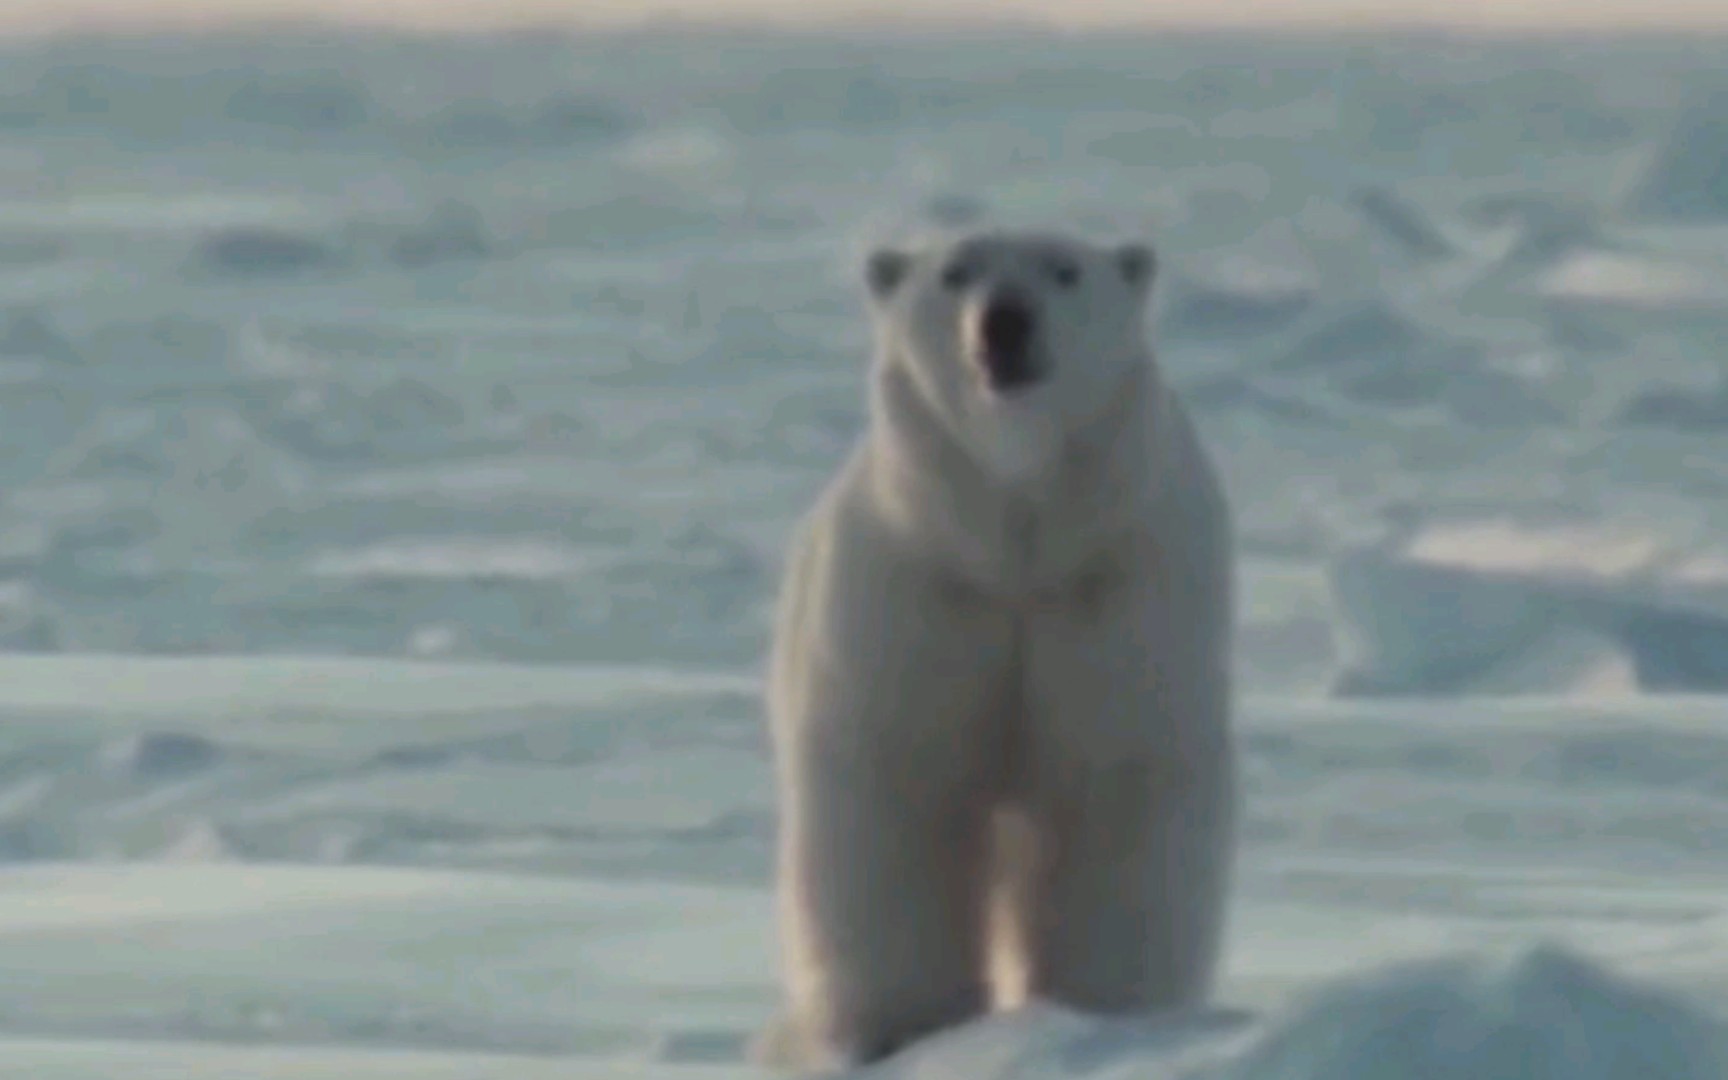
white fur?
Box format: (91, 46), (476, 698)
(755, 229), (1238, 1072)
(971, 398), (1062, 488)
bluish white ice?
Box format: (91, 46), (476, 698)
(0, 25), (1725, 1079)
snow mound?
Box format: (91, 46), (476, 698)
(1533, 250), (1728, 312)
(1328, 519), (1728, 695)
(97, 731), (223, 778)
(1160, 268), (1314, 342)
(1215, 944), (1728, 1080)
(1348, 184), (1454, 263)
(872, 945), (1725, 1080)
(1628, 85), (1728, 223)
(193, 226), (344, 278)
(1463, 193), (1602, 273)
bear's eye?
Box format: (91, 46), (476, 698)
(1048, 261), (1081, 289)
(939, 262), (972, 291)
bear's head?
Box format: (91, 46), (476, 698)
(862, 229), (1156, 485)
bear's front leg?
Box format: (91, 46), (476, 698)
(1018, 550), (1238, 1016)
(770, 735), (993, 1068)
(760, 506), (1015, 1071)
(1027, 738), (1235, 1014)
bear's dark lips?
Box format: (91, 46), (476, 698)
(973, 380), (1040, 406)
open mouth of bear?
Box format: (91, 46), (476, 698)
(971, 294), (1044, 395)
(979, 350), (1042, 394)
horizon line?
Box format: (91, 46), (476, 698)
(2, 3), (1728, 41)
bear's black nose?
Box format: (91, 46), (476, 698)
(978, 297), (1040, 390)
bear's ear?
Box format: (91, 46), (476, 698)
(864, 248), (912, 300)
(1114, 242), (1156, 290)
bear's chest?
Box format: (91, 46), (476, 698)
(966, 496), (1132, 610)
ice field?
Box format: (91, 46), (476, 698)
(0, 25), (1726, 1078)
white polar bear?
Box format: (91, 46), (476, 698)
(755, 228), (1238, 1072)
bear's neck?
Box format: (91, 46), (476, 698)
(865, 358), (1179, 600)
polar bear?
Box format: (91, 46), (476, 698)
(755, 227), (1238, 1072)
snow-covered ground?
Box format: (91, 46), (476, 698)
(2, 658), (1728, 1077)
(0, 25), (1726, 1079)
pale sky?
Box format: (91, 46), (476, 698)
(1, 0), (1726, 35)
